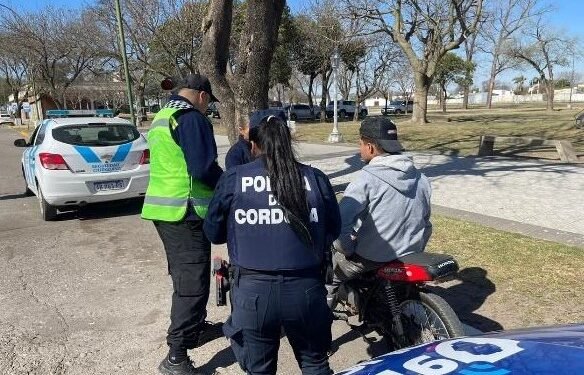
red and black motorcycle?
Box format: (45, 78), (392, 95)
(328, 251), (465, 350)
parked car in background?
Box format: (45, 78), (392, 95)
(284, 104), (320, 121)
(13, 109), (149, 221)
(311, 105), (321, 119)
(335, 324), (584, 375)
(382, 99), (414, 115)
(206, 102), (220, 118)
(269, 100), (284, 111)
(0, 112), (13, 124)
(326, 100), (368, 120)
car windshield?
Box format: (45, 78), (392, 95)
(390, 101), (403, 105)
(53, 124), (140, 147)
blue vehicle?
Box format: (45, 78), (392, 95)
(335, 324), (584, 375)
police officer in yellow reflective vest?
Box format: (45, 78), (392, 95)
(142, 74), (223, 375)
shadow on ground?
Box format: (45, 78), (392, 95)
(0, 192), (29, 201)
(331, 326), (389, 359)
(199, 346), (237, 374)
(430, 267), (503, 333)
(56, 198), (144, 221)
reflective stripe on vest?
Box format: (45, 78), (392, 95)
(141, 106), (214, 221)
(144, 196), (188, 207)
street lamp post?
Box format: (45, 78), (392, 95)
(328, 48), (343, 143)
(114, 0), (136, 126)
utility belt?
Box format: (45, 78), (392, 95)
(213, 257), (329, 307)
(236, 266), (322, 278)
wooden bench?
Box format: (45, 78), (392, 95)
(478, 135), (579, 162)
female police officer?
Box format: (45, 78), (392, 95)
(204, 115), (341, 374)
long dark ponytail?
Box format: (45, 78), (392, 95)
(250, 116), (309, 224)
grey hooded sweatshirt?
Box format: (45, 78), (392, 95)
(336, 154), (432, 262)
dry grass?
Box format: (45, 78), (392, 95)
(241, 105), (584, 159)
(429, 214), (584, 329)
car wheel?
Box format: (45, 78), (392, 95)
(37, 184), (57, 221)
(396, 109), (403, 115)
(360, 109), (368, 118)
(22, 166), (34, 196)
(290, 113), (298, 121)
(339, 110), (346, 120)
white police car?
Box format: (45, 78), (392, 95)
(14, 109), (149, 220)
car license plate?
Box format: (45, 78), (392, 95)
(94, 180), (124, 191)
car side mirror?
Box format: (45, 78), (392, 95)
(14, 139), (27, 147)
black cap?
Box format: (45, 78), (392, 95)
(249, 109), (287, 129)
(359, 117), (403, 153)
(161, 74), (219, 102)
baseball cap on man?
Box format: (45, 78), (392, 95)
(249, 108), (287, 129)
(359, 117), (403, 153)
(162, 74), (219, 102)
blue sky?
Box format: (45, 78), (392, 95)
(8, 0), (584, 85)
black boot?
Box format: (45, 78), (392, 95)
(159, 355), (206, 375)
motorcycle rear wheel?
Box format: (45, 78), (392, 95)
(387, 292), (465, 349)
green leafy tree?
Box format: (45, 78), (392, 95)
(554, 78), (571, 89)
(434, 53), (475, 113)
(269, 6), (297, 101)
(512, 75), (526, 94)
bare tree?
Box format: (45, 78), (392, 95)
(292, 68), (318, 106)
(389, 54), (415, 105)
(1, 7), (108, 109)
(351, 39), (399, 120)
(0, 33), (30, 121)
(508, 17), (574, 111)
(481, 0), (543, 109)
(462, 20), (483, 109)
(94, 0), (184, 121)
(292, 2), (348, 122)
(200, 0), (285, 143)
(348, 0), (484, 124)
(149, 0), (208, 77)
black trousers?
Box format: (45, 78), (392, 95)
(223, 268), (333, 375)
(154, 219), (211, 350)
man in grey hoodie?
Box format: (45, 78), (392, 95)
(327, 117), (432, 309)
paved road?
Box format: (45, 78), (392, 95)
(1, 125), (580, 375)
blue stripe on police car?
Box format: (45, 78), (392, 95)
(74, 146), (101, 163)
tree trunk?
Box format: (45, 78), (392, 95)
(138, 85), (147, 121)
(307, 73), (315, 108)
(200, 0), (285, 144)
(276, 85), (282, 103)
(134, 84), (144, 127)
(14, 89), (23, 123)
(486, 77), (495, 109)
(441, 85), (447, 113)
(544, 79), (554, 111)
(547, 65), (555, 111)
(412, 72), (430, 125)
(353, 67), (360, 121)
(319, 71), (330, 122)
(235, 0), (285, 114)
(462, 84), (470, 109)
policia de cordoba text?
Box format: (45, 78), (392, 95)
(235, 175), (320, 225)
